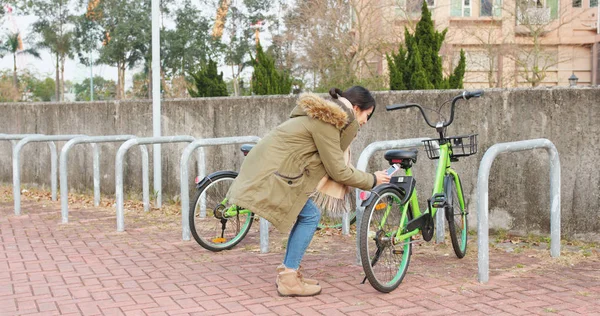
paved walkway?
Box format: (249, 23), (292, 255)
(1, 188), (599, 315)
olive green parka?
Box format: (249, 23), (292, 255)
(227, 93), (376, 232)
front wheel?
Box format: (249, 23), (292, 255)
(445, 175), (468, 258)
(189, 171), (254, 252)
(359, 187), (413, 293)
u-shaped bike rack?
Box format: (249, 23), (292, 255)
(115, 136), (203, 232)
(477, 138), (561, 283)
(11, 134), (86, 215)
(59, 135), (148, 223)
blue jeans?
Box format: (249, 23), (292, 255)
(283, 199), (321, 270)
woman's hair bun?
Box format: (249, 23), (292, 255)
(328, 88), (343, 99)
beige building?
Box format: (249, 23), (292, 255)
(362, 0), (600, 87)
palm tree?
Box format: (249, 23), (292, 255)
(0, 32), (41, 89)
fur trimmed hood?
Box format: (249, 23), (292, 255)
(290, 93), (354, 129)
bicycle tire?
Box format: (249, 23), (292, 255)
(445, 176), (468, 258)
(359, 187), (413, 293)
(189, 171), (254, 252)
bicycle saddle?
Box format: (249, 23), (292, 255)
(240, 144), (255, 156)
(384, 149), (418, 164)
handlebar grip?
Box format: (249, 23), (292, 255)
(386, 103), (419, 111)
(462, 90), (484, 100)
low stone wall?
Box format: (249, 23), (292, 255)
(1, 87), (598, 238)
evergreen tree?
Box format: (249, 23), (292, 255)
(188, 58), (228, 97)
(251, 42), (292, 95)
(413, 2), (447, 88)
(388, 1), (464, 90)
(387, 45), (407, 90)
(407, 41), (433, 90)
(448, 49), (466, 89)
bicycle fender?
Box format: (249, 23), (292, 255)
(195, 170), (238, 189)
(360, 177), (415, 207)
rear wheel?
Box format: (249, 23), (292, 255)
(359, 187), (413, 293)
(445, 176), (468, 258)
(189, 172), (254, 251)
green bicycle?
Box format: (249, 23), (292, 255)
(359, 90), (483, 292)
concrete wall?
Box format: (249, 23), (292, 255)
(1, 87), (599, 238)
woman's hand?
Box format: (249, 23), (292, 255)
(374, 170), (391, 186)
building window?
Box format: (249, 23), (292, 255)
(591, 0), (598, 7)
(481, 0), (502, 17)
(516, 0), (558, 22)
(573, 0), (582, 7)
(451, 0), (471, 16)
(397, 0), (435, 16)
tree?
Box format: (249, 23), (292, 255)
(449, 6), (515, 88)
(161, 0), (213, 78)
(448, 50), (466, 89)
(188, 59), (228, 97)
(21, 73), (56, 102)
(74, 76), (116, 101)
(0, 32), (41, 89)
(507, 0), (575, 87)
(387, 1), (465, 90)
(26, 0), (75, 101)
(216, 0), (274, 96)
(88, 0), (150, 99)
(160, 0), (215, 98)
(283, 0), (397, 91)
(0, 70), (21, 102)
(251, 42), (292, 95)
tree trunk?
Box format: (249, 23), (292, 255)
(120, 66), (126, 99)
(60, 55), (66, 101)
(232, 64), (238, 96)
(55, 53), (60, 102)
(13, 53), (17, 90)
(116, 61), (122, 99)
(147, 62), (152, 99)
(160, 70), (168, 98)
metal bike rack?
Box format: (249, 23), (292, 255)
(12, 135), (86, 215)
(59, 135), (149, 223)
(179, 136), (262, 243)
(115, 136), (203, 232)
(354, 138), (429, 264)
(0, 134), (45, 193)
(477, 138), (561, 283)
(0, 134), (44, 148)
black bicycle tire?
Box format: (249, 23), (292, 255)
(445, 176), (468, 258)
(189, 172), (254, 252)
(359, 187), (413, 293)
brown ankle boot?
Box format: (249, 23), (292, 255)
(276, 271), (321, 297)
(276, 264), (319, 285)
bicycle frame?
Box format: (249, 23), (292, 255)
(387, 142), (466, 243)
(218, 199), (252, 217)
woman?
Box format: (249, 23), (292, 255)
(227, 86), (390, 297)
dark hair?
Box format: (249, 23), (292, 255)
(329, 86), (376, 120)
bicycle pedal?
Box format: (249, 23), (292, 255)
(429, 193), (447, 209)
(392, 249), (404, 255)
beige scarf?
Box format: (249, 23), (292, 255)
(309, 97), (355, 218)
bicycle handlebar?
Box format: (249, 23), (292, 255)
(386, 90), (484, 129)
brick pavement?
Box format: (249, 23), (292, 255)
(1, 189), (599, 315)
